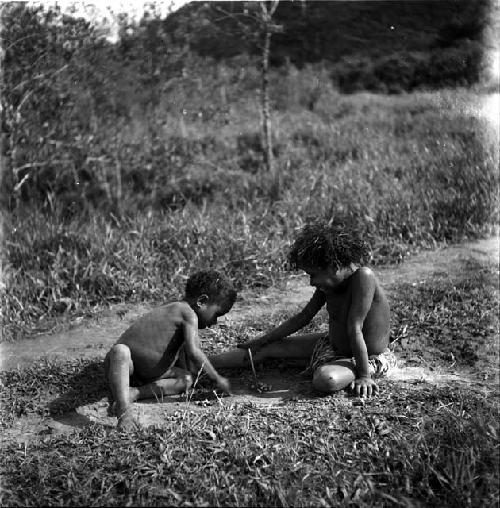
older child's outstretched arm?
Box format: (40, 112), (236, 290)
(238, 289), (326, 352)
(347, 268), (379, 397)
(182, 314), (231, 394)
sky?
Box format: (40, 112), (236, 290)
(27, 0), (192, 42)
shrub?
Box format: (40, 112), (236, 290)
(332, 41), (488, 94)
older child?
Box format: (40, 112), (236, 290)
(210, 223), (396, 398)
(105, 270), (236, 430)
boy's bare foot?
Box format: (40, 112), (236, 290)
(116, 407), (139, 431)
(108, 388), (140, 417)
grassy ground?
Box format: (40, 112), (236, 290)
(3, 87), (498, 342)
(1, 252), (498, 506)
(1, 386), (497, 507)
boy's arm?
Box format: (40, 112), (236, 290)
(182, 312), (231, 393)
(238, 289), (326, 351)
(347, 268), (378, 397)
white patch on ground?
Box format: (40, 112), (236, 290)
(387, 366), (471, 384)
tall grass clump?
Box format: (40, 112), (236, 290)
(3, 63), (498, 341)
(2, 199), (292, 341)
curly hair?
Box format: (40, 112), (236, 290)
(185, 270), (237, 308)
(288, 222), (370, 270)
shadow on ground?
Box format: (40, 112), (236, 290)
(73, 363), (318, 429)
(47, 359), (109, 429)
(34, 359), (315, 434)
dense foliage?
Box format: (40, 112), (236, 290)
(1, 1), (495, 211)
(1, 2), (498, 341)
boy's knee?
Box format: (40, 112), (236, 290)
(109, 343), (132, 363)
(312, 366), (347, 393)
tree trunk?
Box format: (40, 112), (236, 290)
(261, 29), (273, 176)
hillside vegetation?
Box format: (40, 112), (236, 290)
(175, 0), (492, 92)
(1, 1), (498, 341)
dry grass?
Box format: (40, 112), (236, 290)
(2, 86), (498, 342)
(1, 384), (497, 507)
(1, 261), (498, 507)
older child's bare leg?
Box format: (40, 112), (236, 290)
(312, 359), (356, 393)
(210, 333), (324, 369)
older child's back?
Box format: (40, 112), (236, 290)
(321, 266), (390, 356)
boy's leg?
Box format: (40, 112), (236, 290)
(105, 344), (136, 428)
(132, 367), (193, 401)
(174, 347), (198, 376)
(312, 359), (356, 393)
(209, 333), (324, 369)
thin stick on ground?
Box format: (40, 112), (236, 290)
(247, 349), (272, 393)
(247, 349), (259, 387)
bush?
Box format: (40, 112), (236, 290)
(332, 41), (488, 94)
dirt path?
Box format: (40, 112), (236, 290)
(2, 236), (498, 439)
(1, 237), (498, 371)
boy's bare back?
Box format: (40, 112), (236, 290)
(106, 270), (236, 429)
(116, 301), (195, 381)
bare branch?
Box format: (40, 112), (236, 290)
(4, 34), (41, 52)
(13, 160), (67, 174)
(214, 6), (259, 23)
(268, 0), (280, 18)
(9, 64), (69, 96)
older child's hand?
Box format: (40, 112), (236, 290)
(350, 376), (379, 398)
(215, 376), (232, 395)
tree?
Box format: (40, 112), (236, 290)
(0, 3), (102, 210)
(208, 1), (282, 181)
(258, 1), (280, 180)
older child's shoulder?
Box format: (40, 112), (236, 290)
(352, 266), (378, 281)
(349, 266), (383, 291)
(351, 267), (388, 306)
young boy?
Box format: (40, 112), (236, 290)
(210, 222), (396, 398)
(105, 270), (236, 430)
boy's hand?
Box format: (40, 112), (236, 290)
(350, 376), (379, 398)
(237, 336), (268, 353)
(215, 376), (232, 395)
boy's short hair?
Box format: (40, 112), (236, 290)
(288, 222), (370, 270)
(185, 270), (237, 308)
